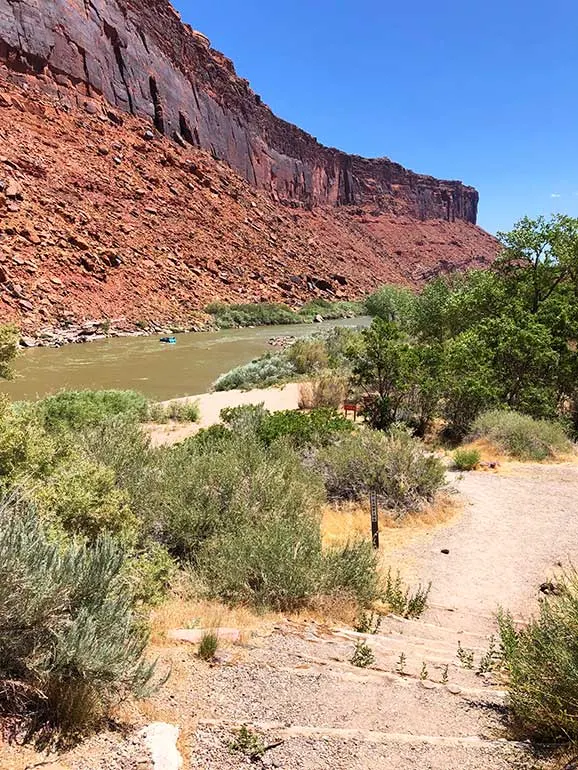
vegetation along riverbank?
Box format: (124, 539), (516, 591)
(1, 216), (578, 768)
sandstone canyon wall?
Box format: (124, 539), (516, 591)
(0, 0), (498, 335)
(0, 0), (477, 221)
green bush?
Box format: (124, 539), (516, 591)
(321, 540), (380, 606)
(314, 428), (445, 512)
(453, 448), (481, 471)
(286, 339), (329, 374)
(298, 299), (364, 321)
(364, 285), (416, 329)
(213, 353), (295, 391)
(0, 499), (157, 735)
(383, 569), (431, 618)
(498, 570), (578, 740)
(206, 302), (298, 328)
(36, 390), (149, 432)
(256, 408), (353, 448)
(471, 410), (572, 460)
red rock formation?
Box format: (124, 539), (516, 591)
(0, 0), (478, 220)
(0, 0), (499, 333)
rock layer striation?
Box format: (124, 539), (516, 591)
(0, 0), (477, 221)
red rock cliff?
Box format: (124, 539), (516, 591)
(0, 0), (478, 222)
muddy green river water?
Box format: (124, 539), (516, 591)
(0, 317), (370, 402)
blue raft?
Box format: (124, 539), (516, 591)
(160, 336), (177, 344)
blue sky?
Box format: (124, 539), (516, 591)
(174, 1), (578, 234)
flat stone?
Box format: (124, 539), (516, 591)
(447, 684), (462, 695)
(5, 180), (23, 198)
(420, 680), (437, 690)
(139, 722), (182, 770)
(168, 627), (241, 644)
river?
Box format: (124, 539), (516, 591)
(0, 317), (370, 402)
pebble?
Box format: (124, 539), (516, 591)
(446, 684), (462, 695)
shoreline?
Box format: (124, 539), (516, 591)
(149, 383), (303, 446)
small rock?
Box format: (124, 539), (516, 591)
(143, 130), (154, 141)
(84, 101), (99, 115)
(313, 313), (324, 323)
(0, 92), (12, 108)
(447, 684), (462, 695)
(420, 680), (436, 690)
(139, 722), (183, 770)
(113, 156), (122, 165)
(5, 180), (23, 199)
(50, 276), (63, 286)
(19, 298), (34, 311)
(97, 145), (110, 156)
(441, 549), (450, 555)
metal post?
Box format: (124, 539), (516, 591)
(369, 490), (379, 549)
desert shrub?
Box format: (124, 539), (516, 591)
(298, 299), (364, 321)
(34, 456), (138, 543)
(198, 630), (219, 661)
(498, 569), (578, 740)
(213, 353), (295, 391)
(383, 569), (431, 618)
(314, 428), (445, 512)
(350, 640), (375, 668)
(0, 499), (156, 735)
(156, 435), (325, 563)
(321, 540), (380, 605)
(286, 339), (329, 374)
(197, 513), (324, 611)
(220, 403), (268, 434)
(206, 302), (298, 328)
(147, 400), (199, 423)
(36, 390), (149, 432)
(298, 371), (349, 409)
(126, 543), (177, 606)
(471, 410), (572, 460)
(256, 408), (353, 448)
(453, 448), (481, 471)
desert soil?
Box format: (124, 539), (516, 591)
(5, 462), (578, 770)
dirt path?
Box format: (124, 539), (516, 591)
(23, 463), (578, 769)
(388, 463), (578, 632)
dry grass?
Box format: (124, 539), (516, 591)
(149, 597), (279, 647)
(321, 494), (461, 551)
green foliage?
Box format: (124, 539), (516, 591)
(453, 448), (481, 471)
(36, 390), (149, 432)
(354, 610), (382, 634)
(206, 301), (298, 328)
(365, 285), (416, 329)
(286, 338), (329, 374)
(0, 499), (156, 735)
(497, 569), (578, 740)
(383, 569), (431, 618)
(256, 407), (353, 448)
(0, 323), (19, 380)
(198, 631), (219, 661)
(213, 353), (295, 391)
(229, 725), (265, 759)
(350, 640), (375, 668)
(298, 299), (365, 321)
(147, 400), (200, 423)
(127, 543), (176, 607)
(321, 540), (380, 606)
(35, 456), (138, 543)
(471, 410), (571, 460)
(314, 429), (445, 512)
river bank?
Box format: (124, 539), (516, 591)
(149, 383), (303, 446)
(2, 316), (370, 402)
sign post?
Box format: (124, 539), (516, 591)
(369, 490), (379, 549)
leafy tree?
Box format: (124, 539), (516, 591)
(349, 319), (415, 430)
(365, 285), (416, 329)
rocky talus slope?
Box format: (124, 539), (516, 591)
(0, 0), (499, 334)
